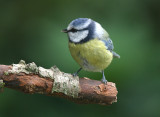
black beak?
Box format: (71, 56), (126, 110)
(61, 29), (68, 33)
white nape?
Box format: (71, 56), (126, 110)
(94, 22), (108, 39)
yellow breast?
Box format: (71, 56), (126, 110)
(68, 39), (113, 72)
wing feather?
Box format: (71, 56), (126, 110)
(100, 31), (120, 58)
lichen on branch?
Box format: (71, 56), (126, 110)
(0, 61), (118, 105)
(6, 60), (80, 97)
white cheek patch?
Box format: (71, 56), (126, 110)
(69, 30), (89, 43)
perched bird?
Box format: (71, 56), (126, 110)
(62, 18), (120, 84)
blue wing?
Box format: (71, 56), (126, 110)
(102, 37), (114, 51)
(102, 38), (120, 58)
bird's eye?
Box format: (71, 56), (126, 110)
(70, 28), (78, 33)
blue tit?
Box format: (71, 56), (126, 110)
(62, 18), (120, 84)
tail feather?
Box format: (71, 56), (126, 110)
(112, 51), (120, 58)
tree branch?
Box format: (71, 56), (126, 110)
(0, 60), (118, 105)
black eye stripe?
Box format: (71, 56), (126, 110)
(69, 28), (88, 33)
(70, 28), (77, 32)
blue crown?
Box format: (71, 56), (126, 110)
(70, 18), (90, 27)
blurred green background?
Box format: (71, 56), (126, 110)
(0, 0), (160, 117)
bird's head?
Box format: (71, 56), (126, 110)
(62, 18), (107, 43)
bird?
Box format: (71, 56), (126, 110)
(62, 18), (120, 84)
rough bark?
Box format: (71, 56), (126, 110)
(0, 64), (118, 105)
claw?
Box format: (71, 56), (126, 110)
(72, 68), (82, 77)
(72, 73), (77, 77)
(101, 78), (107, 84)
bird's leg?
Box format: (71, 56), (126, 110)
(101, 70), (108, 84)
(73, 68), (82, 77)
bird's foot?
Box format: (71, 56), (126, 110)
(72, 68), (82, 77)
(101, 78), (108, 84)
(72, 72), (78, 77)
(101, 70), (108, 84)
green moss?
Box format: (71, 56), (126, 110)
(4, 71), (9, 76)
(0, 80), (5, 88)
